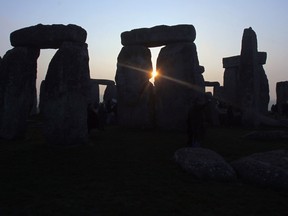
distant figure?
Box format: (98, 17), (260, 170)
(187, 98), (207, 147)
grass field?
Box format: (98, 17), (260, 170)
(0, 119), (288, 216)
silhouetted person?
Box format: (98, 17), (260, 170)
(187, 99), (207, 147)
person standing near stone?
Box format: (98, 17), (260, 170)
(187, 98), (208, 147)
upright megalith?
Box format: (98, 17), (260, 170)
(276, 81), (288, 115)
(41, 42), (90, 146)
(0, 47), (40, 139)
(115, 46), (154, 128)
(222, 27), (269, 127)
(10, 24), (87, 49)
(155, 42), (205, 130)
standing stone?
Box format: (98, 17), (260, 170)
(41, 42), (90, 146)
(88, 80), (100, 106)
(103, 83), (117, 103)
(115, 46), (154, 128)
(154, 42), (205, 130)
(276, 81), (288, 115)
(0, 47), (40, 139)
(239, 27), (269, 126)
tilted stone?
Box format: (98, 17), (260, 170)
(121, 24), (196, 47)
(10, 24), (87, 49)
(0, 47), (40, 139)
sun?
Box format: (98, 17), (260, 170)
(151, 69), (158, 79)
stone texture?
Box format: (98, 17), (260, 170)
(222, 28), (269, 126)
(10, 24), (87, 49)
(121, 24), (196, 47)
(0, 47), (40, 139)
(115, 45), (154, 128)
(276, 81), (288, 115)
(174, 147), (236, 181)
(239, 28), (269, 126)
(232, 150), (288, 190)
(41, 42), (90, 146)
(154, 42), (205, 130)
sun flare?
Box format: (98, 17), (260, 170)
(151, 69), (158, 79)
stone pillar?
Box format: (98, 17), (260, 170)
(154, 42), (205, 130)
(0, 47), (40, 139)
(222, 56), (240, 106)
(41, 42), (90, 146)
(239, 28), (269, 126)
(276, 81), (288, 115)
(115, 46), (154, 128)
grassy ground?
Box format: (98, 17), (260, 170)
(0, 119), (288, 216)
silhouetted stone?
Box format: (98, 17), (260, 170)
(232, 150), (288, 190)
(154, 42), (205, 130)
(222, 28), (269, 127)
(89, 80), (100, 106)
(103, 83), (117, 102)
(10, 24), (87, 49)
(90, 79), (115, 86)
(0, 47), (40, 139)
(121, 24), (196, 47)
(276, 81), (288, 115)
(115, 45), (154, 128)
(41, 42), (90, 146)
(174, 147), (236, 181)
(239, 28), (269, 126)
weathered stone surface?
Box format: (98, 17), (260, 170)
(115, 45), (154, 128)
(239, 28), (270, 121)
(10, 24), (87, 49)
(276, 81), (288, 115)
(0, 47), (40, 139)
(174, 147), (236, 181)
(41, 42), (90, 146)
(232, 150), (288, 190)
(121, 24), (196, 47)
(221, 28), (269, 126)
(154, 42), (205, 130)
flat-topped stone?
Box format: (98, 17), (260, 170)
(10, 24), (87, 49)
(121, 24), (196, 47)
(223, 52), (267, 68)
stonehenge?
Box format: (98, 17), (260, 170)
(1, 22), (288, 144)
(116, 24), (205, 130)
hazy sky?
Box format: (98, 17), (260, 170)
(1, 0), (288, 103)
